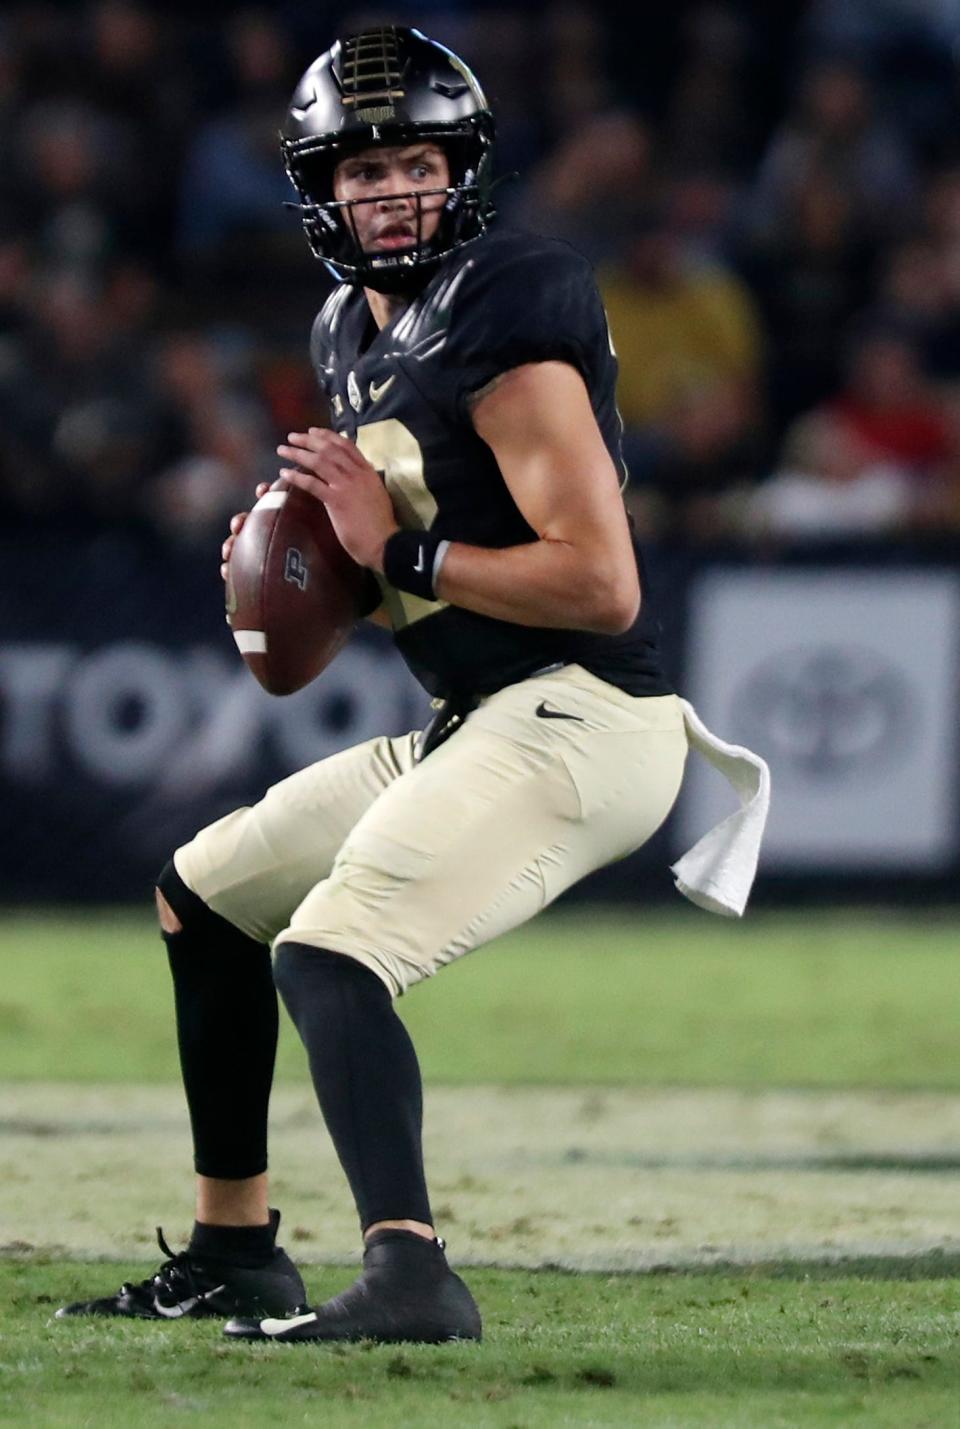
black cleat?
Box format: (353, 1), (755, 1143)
(223, 1229), (481, 1344)
(56, 1211), (306, 1321)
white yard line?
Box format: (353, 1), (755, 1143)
(2, 1085), (959, 1270)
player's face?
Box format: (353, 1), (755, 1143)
(332, 144), (451, 254)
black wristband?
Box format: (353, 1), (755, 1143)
(357, 569), (383, 618)
(382, 529), (448, 600)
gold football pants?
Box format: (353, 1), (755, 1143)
(174, 665), (688, 997)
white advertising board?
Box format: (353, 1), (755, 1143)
(679, 569), (960, 870)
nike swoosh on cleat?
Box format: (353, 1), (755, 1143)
(535, 701), (584, 722)
(261, 1310), (318, 1336)
(153, 1285), (226, 1318)
(413, 545), (426, 573)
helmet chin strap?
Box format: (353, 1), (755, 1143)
(354, 259), (438, 296)
(340, 189), (442, 293)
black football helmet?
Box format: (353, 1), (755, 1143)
(280, 26), (495, 291)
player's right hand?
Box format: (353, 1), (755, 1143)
(221, 482), (270, 581)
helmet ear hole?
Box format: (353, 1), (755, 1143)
(290, 151), (334, 205)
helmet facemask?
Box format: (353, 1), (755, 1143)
(282, 122), (494, 292)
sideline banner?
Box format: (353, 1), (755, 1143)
(679, 568), (960, 871)
(4, 538), (960, 899)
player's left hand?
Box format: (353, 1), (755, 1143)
(278, 428), (399, 572)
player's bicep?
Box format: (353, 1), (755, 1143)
(469, 362), (632, 552)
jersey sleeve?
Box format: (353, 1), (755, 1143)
(309, 285), (353, 398)
(309, 307), (333, 397)
(427, 239), (610, 421)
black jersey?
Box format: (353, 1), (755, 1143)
(310, 227), (672, 698)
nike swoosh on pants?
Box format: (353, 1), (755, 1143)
(535, 701), (584, 722)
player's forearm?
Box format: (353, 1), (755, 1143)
(433, 537), (639, 635)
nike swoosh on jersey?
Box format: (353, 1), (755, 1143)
(153, 1284), (227, 1318)
(369, 375), (396, 402)
(535, 701), (584, 722)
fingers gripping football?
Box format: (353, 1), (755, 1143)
(221, 482), (270, 581)
(277, 428), (399, 572)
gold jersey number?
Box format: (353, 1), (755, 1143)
(356, 418), (447, 630)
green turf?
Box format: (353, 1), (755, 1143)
(3, 1258), (957, 1428)
(2, 908), (959, 1088)
(4, 908), (960, 1425)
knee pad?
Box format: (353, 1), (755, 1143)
(157, 860), (263, 954)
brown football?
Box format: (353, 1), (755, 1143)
(225, 477), (367, 695)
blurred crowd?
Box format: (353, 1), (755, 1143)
(4, 0), (960, 549)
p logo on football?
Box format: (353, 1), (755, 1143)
(284, 548), (309, 591)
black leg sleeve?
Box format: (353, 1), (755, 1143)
(272, 942), (432, 1231)
(157, 861), (278, 1180)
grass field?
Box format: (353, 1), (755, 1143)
(2, 907), (959, 1426)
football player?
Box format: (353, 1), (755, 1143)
(59, 26), (691, 1342)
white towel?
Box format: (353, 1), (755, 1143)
(670, 699), (771, 918)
